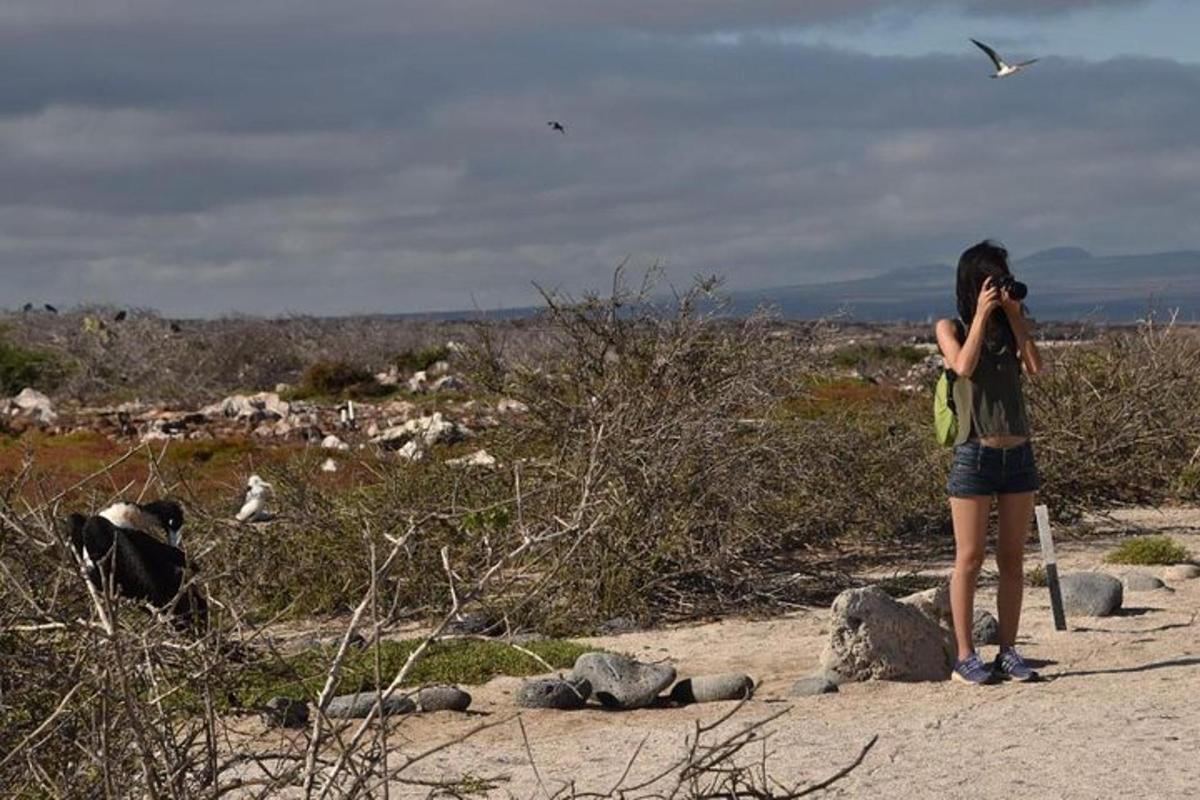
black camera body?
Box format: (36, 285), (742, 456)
(994, 274), (1028, 301)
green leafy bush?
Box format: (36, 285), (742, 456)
(293, 358), (386, 399)
(1104, 535), (1192, 566)
(0, 333), (58, 395)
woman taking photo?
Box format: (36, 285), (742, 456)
(936, 240), (1044, 686)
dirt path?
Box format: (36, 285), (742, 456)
(240, 509), (1200, 798)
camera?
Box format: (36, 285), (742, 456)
(994, 274), (1028, 301)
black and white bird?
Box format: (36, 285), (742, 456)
(99, 499), (186, 546)
(971, 38), (1038, 79)
(547, 121), (566, 134)
(66, 509), (206, 631)
(236, 474), (273, 523)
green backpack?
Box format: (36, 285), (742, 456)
(933, 320), (966, 447)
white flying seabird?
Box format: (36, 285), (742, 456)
(236, 474), (274, 523)
(971, 38), (1038, 79)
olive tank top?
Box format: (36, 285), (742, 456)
(951, 332), (1029, 445)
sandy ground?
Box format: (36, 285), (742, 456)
(235, 509), (1200, 798)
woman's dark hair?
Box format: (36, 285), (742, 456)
(956, 239), (1018, 355)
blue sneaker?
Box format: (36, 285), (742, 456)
(952, 653), (997, 686)
(993, 646), (1038, 682)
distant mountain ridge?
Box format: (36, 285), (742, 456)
(727, 247), (1200, 321)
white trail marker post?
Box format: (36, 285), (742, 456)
(1035, 504), (1067, 631)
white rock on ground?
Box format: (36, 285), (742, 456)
(397, 440), (425, 461)
(321, 434), (350, 451)
(407, 371), (430, 393)
(9, 388), (57, 424)
(821, 585), (955, 683)
(496, 398), (529, 414)
(446, 449), (497, 469)
(202, 392), (290, 423)
(431, 375), (464, 392)
(370, 412), (468, 450)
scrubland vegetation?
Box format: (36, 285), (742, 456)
(2, 277), (1200, 795)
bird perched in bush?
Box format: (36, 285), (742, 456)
(236, 474), (274, 523)
(66, 510), (207, 631)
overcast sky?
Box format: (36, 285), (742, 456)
(2, 0), (1198, 315)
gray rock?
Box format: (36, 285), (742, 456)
(572, 652), (676, 709)
(669, 673), (754, 705)
(973, 610), (999, 646)
(516, 677), (592, 709)
(325, 691), (416, 719)
(1059, 572), (1123, 617)
(261, 697), (309, 729)
(1122, 573), (1168, 592)
(1163, 564), (1200, 582)
(790, 675), (839, 696)
(820, 586), (955, 683)
(418, 686), (472, 713)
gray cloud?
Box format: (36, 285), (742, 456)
(0, 1), (1189, 315)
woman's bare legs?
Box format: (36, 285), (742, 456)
(950, 495), (991, 660)
(995, 491), (1035, 648)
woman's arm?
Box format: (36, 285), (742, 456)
(937, 278), (999, 378)
(1003, 298), (1044, 376)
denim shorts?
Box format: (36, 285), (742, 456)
(947, 440), (1040, 497)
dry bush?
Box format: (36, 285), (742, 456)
(0, 308), (487, 405)
(1028, 317), (1200, 516)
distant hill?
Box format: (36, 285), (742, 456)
(727, 248), (1200, 322)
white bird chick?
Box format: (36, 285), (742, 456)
(236, 474), (274, 523)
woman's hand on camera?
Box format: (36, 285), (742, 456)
(976, 277), (1001, 319)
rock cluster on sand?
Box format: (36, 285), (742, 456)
(1059, 572), (1123, 617)
(517, 677), (592, 709)
(821, 586), (955, 683)
(669, 673), (754, 705)
(571, 652), (676, 709)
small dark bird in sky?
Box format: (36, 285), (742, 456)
(44, 304), (58, 314)
(970, 38), (1038, 79)
(547, 121), (566, 134)
(114, 310), (127, 322)
(22, 303), (32, 313)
